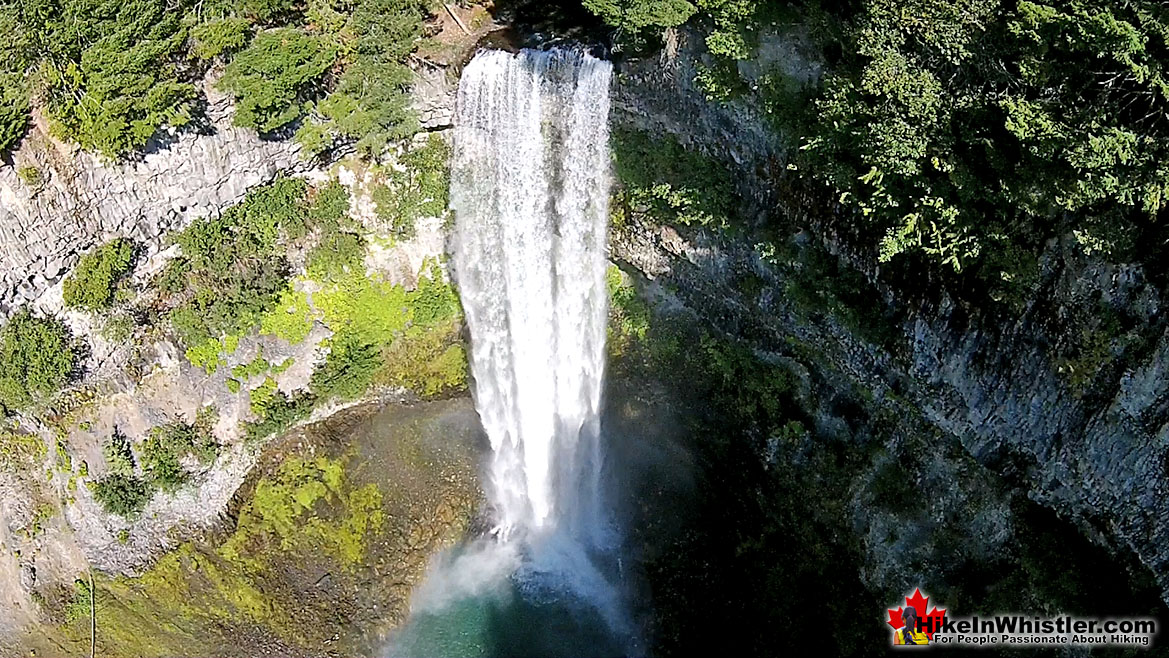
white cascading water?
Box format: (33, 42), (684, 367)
(451, 48), (613, 551)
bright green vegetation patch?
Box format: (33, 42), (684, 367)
(62, 238), (136, 311)
(311, 261), (464, 403)
(611, 127), (737, 229)
(0, 310), (76, 414)
(232, 351), (271, 382)
(185, 335), (241, 375)
(220, 455), (384, 568)
(258, 284), (315, 345)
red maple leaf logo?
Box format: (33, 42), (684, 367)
(887, 588), (947, 640)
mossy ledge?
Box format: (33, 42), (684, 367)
(9, 398), (484, 658)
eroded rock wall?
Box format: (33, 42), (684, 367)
(610, 27), (1169, 603)
(0, 82), (311, 314)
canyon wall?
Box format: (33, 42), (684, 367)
(609, 27), (1169, 603)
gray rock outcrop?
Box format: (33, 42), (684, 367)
(0, 84), (312, 314)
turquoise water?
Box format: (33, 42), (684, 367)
(385, 553), (629, 658)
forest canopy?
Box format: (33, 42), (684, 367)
(0, 0), (429, 158)
(585, 0), (1169, 276)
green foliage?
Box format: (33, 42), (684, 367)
(191, 17), (252, 59)
(311, 262), (463, 401)
(0, 8), (31, 154)
(63, 578), (92, 624)
(378, 325), (467, 399)
(582, 0), (697, 35)
(694, 61), (747, 102)
(315, 268), (411, 347)
(92, 472), (151, 518)
(13, 0), (197, 158)
(17, 166), (41, 187)
(0, 75), (29, 154)
(217, 28), (338, 133)
(62, 238), (136, 311)
(165, 178), (307, 352)
(310, 331), (383, 401)
(239, 0), (299, 22)
(0, 310), (76, 413)
(307, 181), (352, 231)
(311, 0), (424, 156)
(372, 135), (451, 238)
(259, 285), (316, 344)
(140, 419), (217, 492)
(243, 389), (314, 442)
(307, 231), (365, 280)
(102, 430), (135, 478)
(611, 127), (736, 228)
(185, 335), (240, 374)
(408, 261), (460, 326)
(232, 350), (270, 381)
(802, 0), (1169, 272)
(606, 265), (651, 356)
(101, 313), (136, 343)
(219, 455), (384, 568)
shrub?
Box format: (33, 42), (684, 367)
(313, 0), (424, 155)
(217, 28), (338, 133)
(307, 181), (352, 231)
(0, 310), (76, 413)
(310, 332), (382, 401)
(307, 231), (365, 280)
(407, 262), (459, 326)
(243, 390), (314, 442)
(260, 286), (316, 343)
(379, 326), (467, 399)
(17, 166), (41, 187)
(92, 472), (151, 518)
(30, 1), (196, 157)
(102, 431), (135, 478)
(191, 17), (252, 59)
(62, 238), (136, 311)
(140, 420), (217, 491)
(373, 135), (451, 237)
(582, 0), (697, 35)
(165, 179), (307, 352)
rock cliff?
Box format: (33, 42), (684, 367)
(608, 27), (1169, 604)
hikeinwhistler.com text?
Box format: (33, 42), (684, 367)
(922, 615), (1157, 647)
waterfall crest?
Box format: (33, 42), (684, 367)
(451, 48), (613, 545)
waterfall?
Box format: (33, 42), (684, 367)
(451, 48), (613, 547)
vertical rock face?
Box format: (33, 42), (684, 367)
(609, 27), (1169, 603)
(0, 84), (312, 313)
